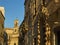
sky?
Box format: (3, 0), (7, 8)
(0, 0), (25, 28)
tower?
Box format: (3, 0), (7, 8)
(14, 19), (19, 34)
(14, 19), (19, 28)
(5, 19), (19, 45)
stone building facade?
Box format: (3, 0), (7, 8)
(0, 7), (5, 45)
(19, 0), (60, 45)
(5, 19), (19, 45)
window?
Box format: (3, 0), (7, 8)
(15, 29), (16, 32)
(14, 43), (16, 45)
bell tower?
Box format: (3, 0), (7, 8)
(14, 19), (19, 28)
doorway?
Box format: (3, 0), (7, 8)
(56, 31), (60, 45)
(54, 26), (60, 45)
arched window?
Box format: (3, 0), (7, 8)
(14, 43), (16, 45)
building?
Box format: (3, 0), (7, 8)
(19, 20), (26, 45)
(41, 0), (60, 45)
(0, 7), (5, 45)
(19, 0), (41, 45)
(4, 31), (8, 45)
(5, 19), (19, 45)
(19, 0), (60, 45)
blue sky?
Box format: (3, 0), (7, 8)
(0, 0), (25, 28)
